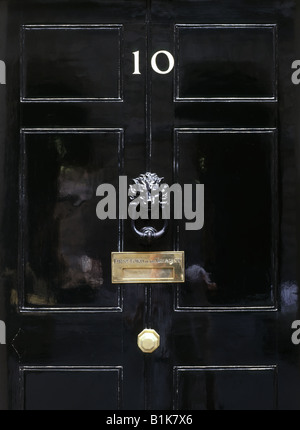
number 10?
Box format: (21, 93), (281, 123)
(133, 50), (175, 75)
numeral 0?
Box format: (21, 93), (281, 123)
(133, 50), (175, 75)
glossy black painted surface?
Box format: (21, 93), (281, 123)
(23, 130), (123, 310)
(0, 0), (300, 410)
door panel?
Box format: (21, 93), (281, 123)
(22, 25), (123, 101)
(175, 366), (277, 411)
(1, 0), (300, 410)
(22, 129), (123, 311)
(22, 366), (122, 411)
(175, 24), (277, 101)
(175, 129), (276, 309)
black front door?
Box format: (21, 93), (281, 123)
(1, 0), (300, 410)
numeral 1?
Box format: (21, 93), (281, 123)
(132, 51), (141, 75)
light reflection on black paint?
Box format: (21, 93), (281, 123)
(23, 132), (121, 308)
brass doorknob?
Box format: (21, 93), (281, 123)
(138, 329), (160, 353)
